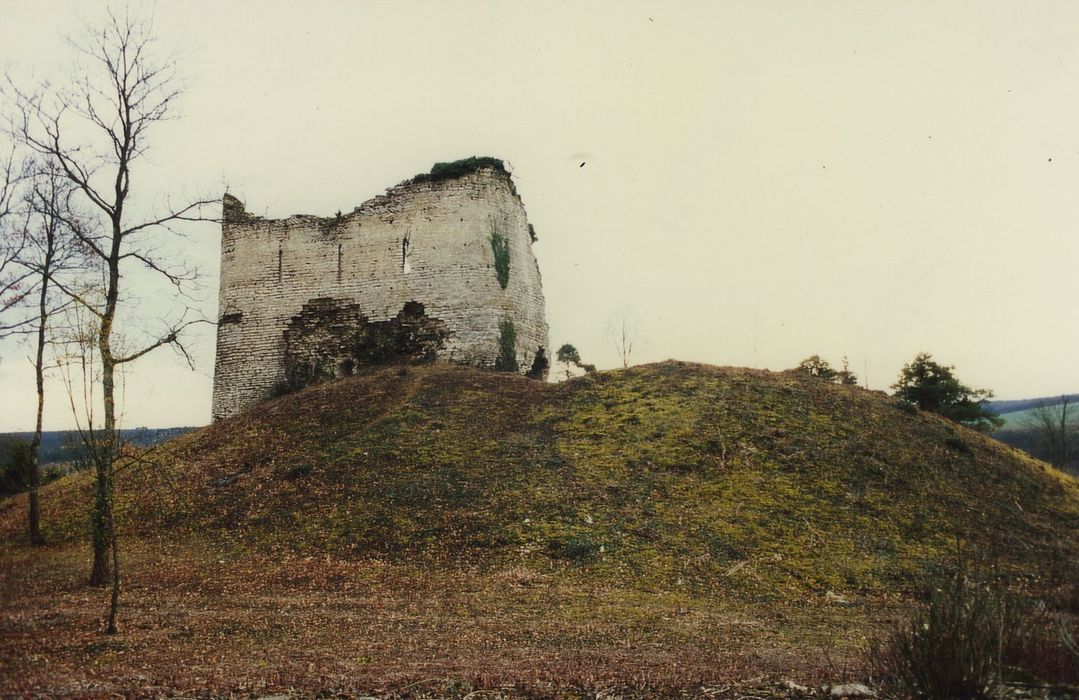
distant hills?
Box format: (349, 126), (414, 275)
(0, 427), (200, 465)
(987, 394), (1079, 475)
(987, 393), (1079, 417)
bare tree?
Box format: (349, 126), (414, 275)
(14, 162), (95, 545)
(1027, 395), (1076, 470)
(6, 7), (214, 634)
(0, 145), (34, 336)
(606, 309), (638, 369)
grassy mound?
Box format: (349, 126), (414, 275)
(7, 361), (1077, 597)
(3, 361), (1078, 695)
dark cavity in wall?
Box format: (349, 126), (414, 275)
(526, 346), (549, 380)
(278, 298), (449, 395)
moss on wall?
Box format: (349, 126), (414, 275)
(490, 228), (510, 289)
(411, 156), (508, 185)
(494, 318), (518, 372)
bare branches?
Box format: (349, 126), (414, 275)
(607, 308), (639, 369)
(5, 7), (213, 624)
(1026, 396), (1077, 470)
(113, 316), (210, 368)
(0, 142), (35, 337)
(4, 5), (214, 363)
(4, 84), (115, 219)
(120, 195), (219, 238)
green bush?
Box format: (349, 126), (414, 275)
(893, 353), (1002, 431)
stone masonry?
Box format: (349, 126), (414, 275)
(211, 161), (548, 421)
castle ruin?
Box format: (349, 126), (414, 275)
(211, 158), (548, 421)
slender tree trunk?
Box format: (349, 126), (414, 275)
(105, 466), (120, 635)
(91, 214), (122, 625)
(99, 357), (121, 632)
(89, 352), (119, 591)
(27, 257), (49, 546)
(89, 454), (110, 585)
(27, 223), (56, 547)
(90, 242), (119, 586)
(29, 385), (44, 544)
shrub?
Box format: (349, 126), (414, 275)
(869, 570), (1033, 698)
(795, 354), (859, 385)
(892, 353), (1002, 432)
(549, 535), (601, 562)
(556, 343), (597, 377)
(796, 354), (837, 380)
(0, 437), (31, 496)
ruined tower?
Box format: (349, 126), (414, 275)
(211, 158), (548, 421)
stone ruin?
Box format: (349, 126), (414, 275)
(211, 158), (548, 421)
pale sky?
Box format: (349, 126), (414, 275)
(1, 1), (1077, 431)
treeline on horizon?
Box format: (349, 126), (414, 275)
(0, 427), (198, 466)
(986, 393), (1079, 416)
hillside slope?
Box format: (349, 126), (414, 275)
(6, 361), (1077, 596)
(3, 361), (1079, 695)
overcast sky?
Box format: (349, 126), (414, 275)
(1, 0), (1078, 432)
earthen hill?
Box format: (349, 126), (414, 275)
(211, 157), (548, 421)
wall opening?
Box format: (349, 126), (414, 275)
(278, 298), (449, 395)
(526, 346), (549, 380)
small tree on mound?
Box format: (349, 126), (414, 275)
(796, 355), (837, 380)
(836, 356), (859, 386)
(556, 343), (596, 379)
(892, 353), (1002, 432)
(795, 354), (858, 385)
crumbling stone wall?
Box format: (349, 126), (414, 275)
(211, 164), (548, 421)
(279, 299), (449, 393)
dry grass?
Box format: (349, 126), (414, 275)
(0, 540), (887, 697)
